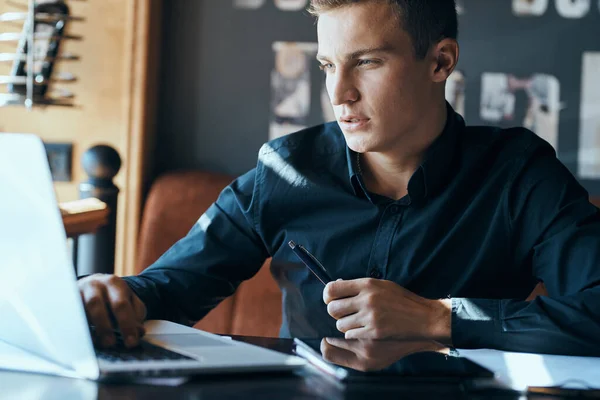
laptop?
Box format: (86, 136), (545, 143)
(0, 133), (305, 380)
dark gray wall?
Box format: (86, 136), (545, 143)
(155, 1), (319, 178)
(155, 0), (600, 192)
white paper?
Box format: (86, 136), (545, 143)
(459, 348), (600, 390)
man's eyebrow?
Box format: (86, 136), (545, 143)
(316, 44), (395, 62)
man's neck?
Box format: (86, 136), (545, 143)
(360, 104), (448, 201)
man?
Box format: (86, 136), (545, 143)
(79, 0), (600, 355)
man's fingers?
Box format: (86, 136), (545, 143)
(324, 337), (359, 352)
(81, 283), (114, 347)
(105, 283), (141, 348)
(327, 298), (359, 320)
(132, 294), (147, 337)
(131, 293), (147, 322)
(344, 326), (371, 340)
(78, 274), (148, 348)
(320, 338), (358, 367)
(323, 279), (365, 304)
(336, 312), (363, 334)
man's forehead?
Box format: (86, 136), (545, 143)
(316, 8), (406, 59)
(316, 4), (397, 34)
(316, 41), (397, 61)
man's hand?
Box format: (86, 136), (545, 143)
(323, 279), (451, 343)
(320, 337), (449, 372)
(78, 274), (147, 348)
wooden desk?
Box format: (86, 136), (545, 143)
(0, 336), (523, 400)
(60, 198), (109, 238)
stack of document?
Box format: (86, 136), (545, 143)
(459, 349), (600, 390)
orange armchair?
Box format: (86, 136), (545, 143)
(136, 171), (282, 337)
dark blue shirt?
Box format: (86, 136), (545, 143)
(124, 105), (600, 355)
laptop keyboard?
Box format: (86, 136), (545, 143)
(95, 338), (194, 363)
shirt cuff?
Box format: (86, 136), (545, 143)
(451, 297), (502, 349)
(121, 275), (163, 321)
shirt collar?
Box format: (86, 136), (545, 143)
(347, 102), (464, 204)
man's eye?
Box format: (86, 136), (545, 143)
(319, 63), (334, 72)
(357, 59), (375, 66)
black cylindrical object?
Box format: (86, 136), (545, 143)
(76, 144), (121, 275)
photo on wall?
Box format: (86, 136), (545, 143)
(233, 0), (266, 9)
(269, 41), (318, 140)
(555, 0), (591, 18)
(274, 0), (308, 11)
(512, 0), (594, 17)
(445, 70), (466, 117)
(578, 52), (600, 178)
(512, 0), (549, 16)
(480, 73), (561, 150)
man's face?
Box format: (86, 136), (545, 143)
(317, 2), (436, 154)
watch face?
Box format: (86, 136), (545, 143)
(555, 0), (591, 18)
(233, 0), (266, 9)
(512, 0), (549, 16)
(274, 0), (308, 11)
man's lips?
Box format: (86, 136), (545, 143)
(338, 117), (371, 131)
(339, 115), (369, 123)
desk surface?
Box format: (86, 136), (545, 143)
(0, 336), (527, 400)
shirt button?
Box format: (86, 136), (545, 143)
(390, 205), (400, 214)
(369, 268), (382, 279)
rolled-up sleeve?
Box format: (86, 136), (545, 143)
(451, 142), (600, 355)
(122, 168), (268, 325)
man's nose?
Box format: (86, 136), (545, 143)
(329, 72), (359, 106)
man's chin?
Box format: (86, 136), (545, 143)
(342, 134), (372, 154)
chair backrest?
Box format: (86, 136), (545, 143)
(137, 171), (281, 336)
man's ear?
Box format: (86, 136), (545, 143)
(431, 39), (459, 83)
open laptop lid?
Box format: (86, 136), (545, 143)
(0, 133), (99, 380)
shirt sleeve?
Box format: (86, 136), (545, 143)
(451, 140), (600, 355)
(122, 168), (269, 325)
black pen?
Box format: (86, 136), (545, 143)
(288, 240), (334, 285)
